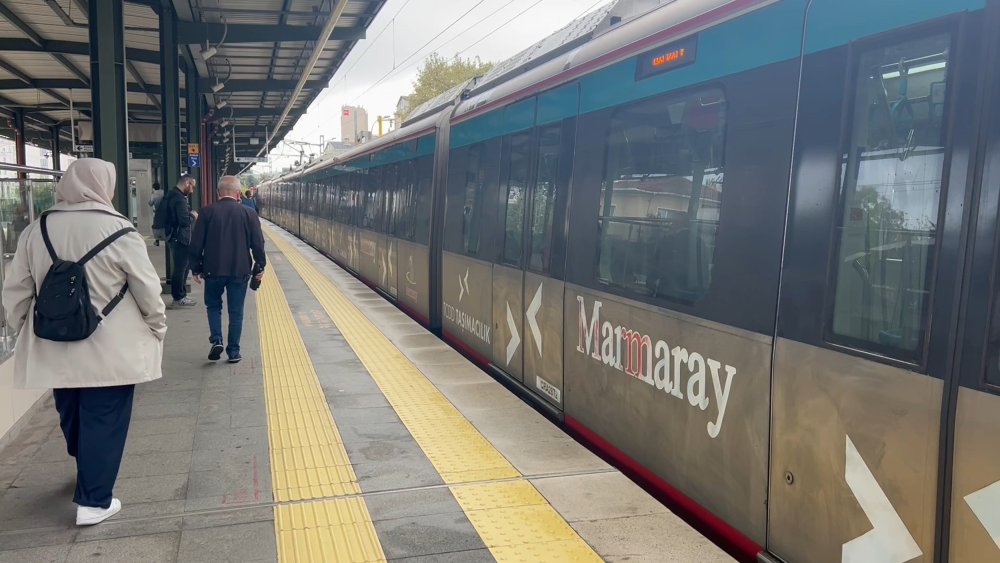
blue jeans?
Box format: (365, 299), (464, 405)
(204, 275), (250, 357)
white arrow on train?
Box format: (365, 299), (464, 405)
(842, 435), (921, 563)
(526, 283), (543, 356)
(505, 302), (519, 366)
(965, 479), (1000, 551)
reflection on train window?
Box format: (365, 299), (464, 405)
(414, 156), (433, 245)
(830, 34), (951, 361)
(529, 125), (561, 273)
(502, 133), (531, 266)
(597, 88), (726, 303)
(463, 143), (488, 255)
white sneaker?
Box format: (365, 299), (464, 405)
(76, 498), (122, 526)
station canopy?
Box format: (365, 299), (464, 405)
(0, 0), (386, 174)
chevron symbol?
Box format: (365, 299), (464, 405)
(842, 435), (921, 563)
(458, 268), (470, 302)
(966, 480), (1000, 552)
(505, 302), (520, 366)
(526, 283), (543, 356)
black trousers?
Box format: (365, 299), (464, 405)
(169, 241), (190, 301)
(53, 385), (135, 508)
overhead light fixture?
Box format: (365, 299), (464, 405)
(211, 81), (225, 94)
(216, 99), (228, 109)
(219, 120), (230, 128)
(200, 46), (217, 61)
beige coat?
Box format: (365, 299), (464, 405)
(2, 159), (167, 389)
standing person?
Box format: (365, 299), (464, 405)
(157, 174), (198, 307)
(147, 183), (163, 246)
(147, 182), (163, 212)
(2, 158), (167, 526)
(189, 176), (266, 363)
(240, 189), (257, 213)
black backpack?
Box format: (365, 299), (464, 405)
(151, 194), (173, 242)
(33, 213), (136, 342)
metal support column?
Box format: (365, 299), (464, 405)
(88, 0), (129, 214)
(185, 61), (202, 210)
(12, 110), (25, 179)
(159, 4), (181, 195)
(50, 124), (61, 171)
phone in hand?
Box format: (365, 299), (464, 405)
(250, 276), (261, 291)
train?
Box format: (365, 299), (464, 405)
(257, 0), (1000, 561)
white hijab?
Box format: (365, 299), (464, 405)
(55, 158), (116, 208)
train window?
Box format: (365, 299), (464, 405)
(502, 132), (531, 266)
(413, 156), (433, 245)
(529, 124), (562, 273)
(463, 143), (488, 255)
(596, 88), (726, 303)
(829, 33), (951, 361)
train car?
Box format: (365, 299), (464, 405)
(258, 0), (1000, 560)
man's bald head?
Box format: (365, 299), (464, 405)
(218, 175), (242, 198)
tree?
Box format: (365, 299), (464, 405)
(396, 53), (494, 123)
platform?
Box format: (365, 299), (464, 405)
(0, 225), (732, 563)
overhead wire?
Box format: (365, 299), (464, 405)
(347, 0), (496, 103)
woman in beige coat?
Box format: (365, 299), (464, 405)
(2, 158), (166, 526)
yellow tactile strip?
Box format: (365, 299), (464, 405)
(452, 482), (604, 562)
(275, 499), (385, 563)
(256, 271), (386, 562)
(265, 228), (602, 562)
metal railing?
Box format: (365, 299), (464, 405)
(0, 164), (63, 361)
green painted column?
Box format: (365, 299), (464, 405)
(88, 0), (129, 215)
(159, 3), (181, 196)
(185, 61), (202, 210)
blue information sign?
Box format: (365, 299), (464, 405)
(188, 155), (200, 167)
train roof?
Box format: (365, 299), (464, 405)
(268, 0), (771, 184)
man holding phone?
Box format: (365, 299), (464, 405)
(189, 176), (266, 363)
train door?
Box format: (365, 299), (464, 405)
(948, 2), (1000, 560)
(767, 7), (983, 563)
(492, 130), (531, 384)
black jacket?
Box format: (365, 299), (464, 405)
(161, 187), (193, 245)
(189, 198), (266, 278)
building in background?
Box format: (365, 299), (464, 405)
(341, 106), (369, 145)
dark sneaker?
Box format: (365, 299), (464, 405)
(208, 343), (224, 361)
(227, 354), (242, 364)
(172, 297), (197, 308)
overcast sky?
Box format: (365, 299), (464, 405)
(259, 0), (610, 172)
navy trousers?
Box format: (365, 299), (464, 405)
(53, 385), (135, 509)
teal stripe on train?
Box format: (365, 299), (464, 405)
(448, 0), (985, 149)
(316, 133), (437, 178)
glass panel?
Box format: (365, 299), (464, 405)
(597, 88), (726, 303)
(502, 132), (531, 266)
(830, 34), (951, 360)
(529, 125), (561, 272)
(463, 144), (487, 255)
(414, 156), (433, 245)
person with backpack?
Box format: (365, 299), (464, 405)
(153, 173), (198, 308)
(2, 158), (167, 526)
(189, 176), (266, 363)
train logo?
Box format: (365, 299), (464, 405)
(458, 268), (471, 302)
(576, 296), (736, 439)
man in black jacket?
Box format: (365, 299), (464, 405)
(159, 173), (198, 307)
(189, 176), (266, 363)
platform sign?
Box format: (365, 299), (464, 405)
(187, 154), (200, 167)
(187, 143), (200, 155)
(234, 156), (266, 163)
(74, 143), (94, 153)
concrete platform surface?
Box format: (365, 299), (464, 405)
(0, 231), (733, 563)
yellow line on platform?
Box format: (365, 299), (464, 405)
(256, 271), (386, 562)
(266, 228), (601, 563)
